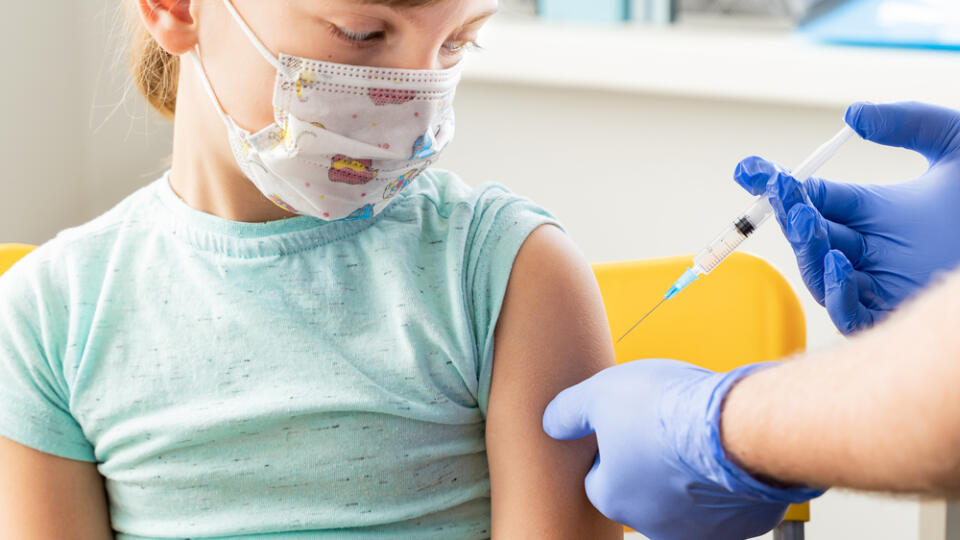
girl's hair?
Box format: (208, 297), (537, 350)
(128, 0), (443, 121)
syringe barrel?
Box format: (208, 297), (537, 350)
(692, 197), (774, 275)
(692, 223), (746, 274)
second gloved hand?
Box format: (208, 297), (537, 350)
(543, 359), (823, 540)
(735, 102), (960, 334)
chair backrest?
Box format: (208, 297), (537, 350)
(595, 252), (805, 370)
(593, 252), (809, 524)
(0, 244), (36, 277)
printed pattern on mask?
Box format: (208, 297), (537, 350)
(189, 10), (461, 223)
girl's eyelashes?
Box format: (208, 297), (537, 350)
(328, 24), (484, 56)
(329, 25), (385, 46)
(442, 38), (483, 55)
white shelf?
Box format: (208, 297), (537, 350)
(463, 19), (960, 109)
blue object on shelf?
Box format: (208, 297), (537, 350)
(538, 0), (630, 22)
(799, 0), (960, 50)
(630, 0), (677, 24)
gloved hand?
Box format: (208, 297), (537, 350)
(735, 101), (960, 334)
(543, 359), (823, 540)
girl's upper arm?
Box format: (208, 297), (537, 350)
(0, 250), (111, 538)
(0, 435), (113, 540)
(486, 224), (622, 539)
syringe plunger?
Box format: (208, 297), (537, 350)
(690, 124), (857, 279)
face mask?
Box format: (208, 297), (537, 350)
(187, 0), (462, 221)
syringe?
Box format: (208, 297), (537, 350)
(617, 125), (858, 343)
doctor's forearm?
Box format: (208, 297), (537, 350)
(721, 267), (960, 495)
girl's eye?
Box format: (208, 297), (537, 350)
(442, 39), (482, 54)
(331, 25), (385, 45)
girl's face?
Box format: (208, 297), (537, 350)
(196, 0), (497, 133)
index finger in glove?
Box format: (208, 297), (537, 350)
(734, 156), (782, 196)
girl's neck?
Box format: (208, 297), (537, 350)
(167, 74), (295, 224)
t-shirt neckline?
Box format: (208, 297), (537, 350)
(151, 171), (383, 258)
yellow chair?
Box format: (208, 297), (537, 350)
(594, 252), (809, 540)
(0, 244), (36, 277)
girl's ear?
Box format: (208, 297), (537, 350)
(137, 0), (197, 56)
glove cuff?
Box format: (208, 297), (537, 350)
(705, 363), (827, 504)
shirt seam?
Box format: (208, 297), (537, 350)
(462, 196), (536, 415)
(150, 172), (476, 259)
(151, 188), (383, 260)
(0, 398), (95, 462)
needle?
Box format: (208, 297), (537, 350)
(616, 297), (667, 344)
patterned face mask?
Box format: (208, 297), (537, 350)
(187, 0), (462, 221)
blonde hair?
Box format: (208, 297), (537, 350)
(126, 0), (444, 121)
(126, 1), (179, 121)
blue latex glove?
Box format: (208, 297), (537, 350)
(735, 101), (960, 334)
(543, 359), (823, 540)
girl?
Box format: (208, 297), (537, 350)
(0, 1), (621, 538)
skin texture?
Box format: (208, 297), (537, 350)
(1, 0), (619, 537)
(722, 265), (960, 496)
(0, 437), (113, 540)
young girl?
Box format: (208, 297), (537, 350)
(0, 1), (621, 538)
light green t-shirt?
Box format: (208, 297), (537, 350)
(0, 169), (559, 539)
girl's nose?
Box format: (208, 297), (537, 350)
(390, 45), (443, 71)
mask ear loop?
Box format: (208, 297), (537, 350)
(220, 0), (288, 75)
(186, 48), (237, 132)
(186, 0), (291, 130)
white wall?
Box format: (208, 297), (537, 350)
(0, 0), (172, 245)
(77, 0), (174, 221)
(0, 4), (943, 538)
(0, 2), (85, 243)
(440, 81), (928, 352)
